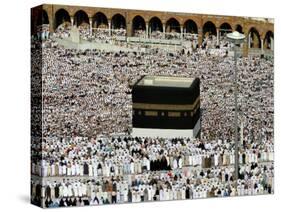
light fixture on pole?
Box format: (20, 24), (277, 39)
(226, 31), (245, 185)
(227, 31), (246, 45)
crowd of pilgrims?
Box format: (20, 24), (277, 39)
(31, 26), (274, 207)
(31, 161), (274, 207)
(32, 136), (273, 178)
(35, 23), (224, 55)
(37, 23), (200, 44)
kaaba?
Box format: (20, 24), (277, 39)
(132, 75), (200, 138)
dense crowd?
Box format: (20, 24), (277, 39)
(37, 41), (273, 140)
(31, 136), (273, 178)
(133, 30), (146, 38)
(31, 162), (273, 207)
(47, 24), (202, 46)
(31, 26), (274, 207)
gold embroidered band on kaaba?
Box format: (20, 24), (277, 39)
(133, 97), (200, 111)
(144, 111), (158, 116)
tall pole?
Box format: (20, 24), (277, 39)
(234, 45), (239, 183)
(240, 117), (243, 145)
(226, 31), (245, 191)
(259, 80), (262, 145)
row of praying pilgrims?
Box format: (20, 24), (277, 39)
(33, 149), (274, 177)
(31, 162), (273, 208)
(38, 181), (272, 208)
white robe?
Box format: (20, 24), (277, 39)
(130, 162), (135, 174)
(178, 158), (183, 168)
(89, 164), (93, 177)
(173, 159), (178, 169)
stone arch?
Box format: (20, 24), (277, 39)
(111, 13), (126, 29)
(42, 10), (49, 25)
(166, 18), (180, 33)
(219, 22), (232, 36)
(149, 16), (163, 32)
(35, 9), (49, 26)
(93, 12), (108, 28)
(184, 19), (198, 34)
(32, 9), (50, 36)
(74, 10), (89, 27)
(264, 30), (274, 50)
(249, 27), (261, 48)
(132, 15), (146, 35)
(54, 8), (71, 29)
(235, 24), (243, 33)
(203, 21), (217, 37)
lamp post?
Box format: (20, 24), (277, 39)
(226, 31), (245, 185)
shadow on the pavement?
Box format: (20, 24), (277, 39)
(18, 194), (30, 203)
